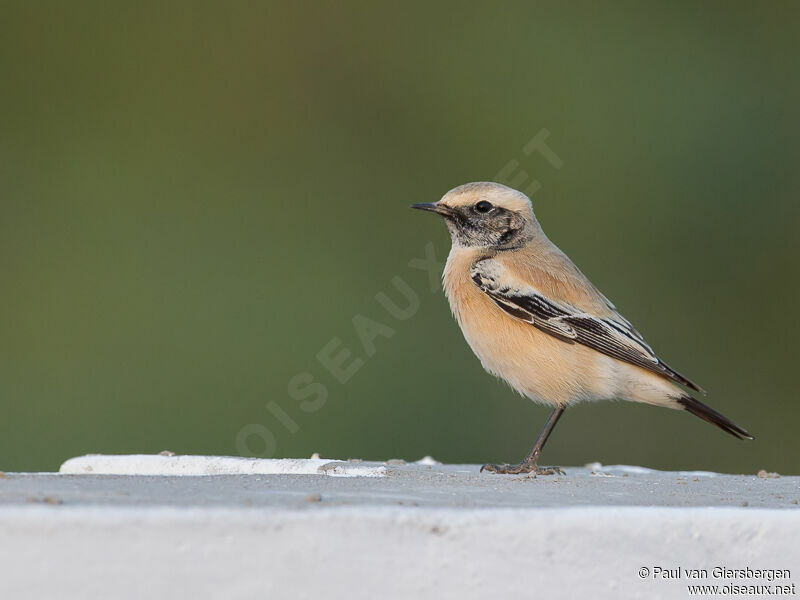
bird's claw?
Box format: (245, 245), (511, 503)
(481, 462), (565, 476)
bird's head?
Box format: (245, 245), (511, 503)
(411, 182), (540, 250)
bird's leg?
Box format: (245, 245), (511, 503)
(482, 406), (566, 475)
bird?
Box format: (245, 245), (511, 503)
(411, 182), (752, 475)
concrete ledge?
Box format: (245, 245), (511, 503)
(1, 456), (797, 599)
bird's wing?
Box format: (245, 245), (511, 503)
(470, 258), (704, 394)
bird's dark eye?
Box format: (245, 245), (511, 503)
(475, 200), (493, 213)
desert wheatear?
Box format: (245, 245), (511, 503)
(412, 182), (751, 475)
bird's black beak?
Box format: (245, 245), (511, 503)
(410, 202), (452, 216)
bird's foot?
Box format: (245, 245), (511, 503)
(481, 461), (565, 476)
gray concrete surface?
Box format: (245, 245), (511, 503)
(3, 461), (799, 509)
(1, 459), (798, 600)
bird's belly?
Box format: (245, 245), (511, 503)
(454, 299), (620, 406)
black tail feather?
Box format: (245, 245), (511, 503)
(676, 396), (754, 440)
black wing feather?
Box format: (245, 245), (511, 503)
(472, 269), (704, 394)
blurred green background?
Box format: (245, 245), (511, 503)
(2, 1), (798, 473)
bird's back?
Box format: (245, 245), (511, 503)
(507, 239), (623, 322)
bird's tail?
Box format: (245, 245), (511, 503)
(676, 395), (754, 440)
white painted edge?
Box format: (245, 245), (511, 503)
(584, 462), (719, 477)
(58, 455), (387, 477)
(2, 505), (797, 600)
